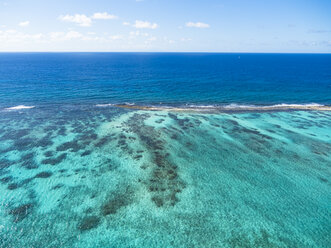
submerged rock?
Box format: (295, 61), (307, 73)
(35, 171), (53, 178)
(9, 203), (34, 222)
(77, 216), (101, 231)
(81, 150), (92, 157)
(41, 153), (67, 165)
(0, 176), (13, 184)
(8, 183), (19, 190)
(101, 187), (134, 216)
(56, 140), (82, 152)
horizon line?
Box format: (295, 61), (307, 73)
(0, 51), (330, 54)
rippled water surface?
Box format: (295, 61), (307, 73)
(1, 53), (330, 247)
(0, 106), (330, 247)
(0, 53), (330, 107)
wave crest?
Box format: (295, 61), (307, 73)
(114, 103), (331, 112)
(4, 105), (35, 110)
(95, 104), (115, 107)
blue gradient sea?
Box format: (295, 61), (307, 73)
(0, 53), (330, 247)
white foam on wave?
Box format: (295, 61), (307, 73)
(269, 103), (323, 108)
(223, 103), (324, 110)
(4, 105), (35, 110)
(223, 103), (256, 109)
(96, 102), (135, 107)
(114, 102), (330, 112)
(95, 104), (115, 107)
(186, 104), (217, 109)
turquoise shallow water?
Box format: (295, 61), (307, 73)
(0, 107), (330, 247)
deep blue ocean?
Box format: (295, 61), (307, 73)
(0, 53), (330, 248)
(0, 53), (330, 107)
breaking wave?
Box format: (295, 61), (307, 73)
(4, 105), (35, 110)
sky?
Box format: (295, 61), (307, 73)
(0, 0), (330, 52)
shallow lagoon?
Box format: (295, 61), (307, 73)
(0, 106), (330, 248)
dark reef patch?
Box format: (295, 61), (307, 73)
(21, 152), (34, 161)
(8, 177), (34, 189)
(223, 119), (275, 155)
(95, 136), (111, 148)
(81, 150), (92, 157)
(227, 229), (294, 247)
(126, 113), (185, 207)
(20, 153), (38, 170)
(151, 196), (164, 207)
(101, 187), (134, 216)
(9, 203), (34, 222)
(37, 136), (54, 148)
(318, 177), (328, 183)
(35, 171), (53, 178)
(13, 137), (34, 151)
(1, 129), (30, 141)
(1, 176), (13, 184)
(41, 153), (67, 165)
(8, 183), (20, 190)
(43, 125), (55, 132)
(81, 132), (98, 141)
(168, 113), (194, 130)
(56, 140), (83, 152)
(57, 127), (67, 136)
(44, 150), (54, 157)
(0, 159), (14, 170)
(229, 119), (239, 126)
(77, 216), (101, 231)
(155, 119), (165, 124)
(21, 160), (38, 170)
(52, 184), (64, 190)
(20, 178), (33, 186)
(134, 155), (143, 160)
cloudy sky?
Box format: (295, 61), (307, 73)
(0, 0), (330, 52)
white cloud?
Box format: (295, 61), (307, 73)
(133, 20), (158, 29)
(181, 38), (192, 42)
(59, 12), (118, 27)
(19, 21), (30, 27)
(130, 31), (150, 37)
(148, 36), (157, 41)
(92, 12), (117, 20)
(186, 22), (210, 28)
(0, 29), (43, 43)
(109, 35), (122, 40)
(65, 31), (83, 39)
(59, 14), (92, 27)
(50, 31), (83, 41)
(50, 31), (109, 42)
(49, 32), (64, 40)
(123, 22), (131, 26)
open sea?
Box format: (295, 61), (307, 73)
(0, 53), (330, 247)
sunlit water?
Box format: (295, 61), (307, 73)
(0, 106), (330, 247)
(1, 53), (330, 247)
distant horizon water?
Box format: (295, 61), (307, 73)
(0, 53), (330, 109)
